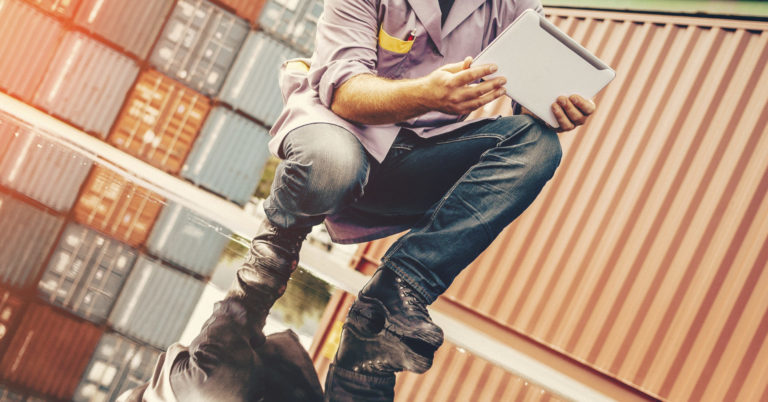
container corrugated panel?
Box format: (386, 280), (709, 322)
(74, 0), (174, 58)
(219, 31), (301, 126)
(181, 107), (271, 205)
(22, 0), (79, 17)
(146, 201), (231, 276)
(38, 223), (138, 323)
(73, 166), (165, 247)
(149, 0), (250, 96)
(0, 0), (65, 102)
(258, 0), (323, 55)
(216, 0), (267, 23)
(108, 70), (211, 174)
(0, 193), (64, 289)
(0, 304), (103, 400)
(0, 287), (25, 357)
(0, 114), (93, 212)
(74, 332), (161, 402)
(33, 31), (140, 137)
(356, 10), (768, 402)
(108, 256), (205, 348)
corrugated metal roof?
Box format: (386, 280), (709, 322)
(355, 8), (768, 401)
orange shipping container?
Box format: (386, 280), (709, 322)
(216, 0), (267, 23)
(73, 166), (164, 247)
(349, 9), (768, 402)
(108, 70), (210, 174)
(0, 304), (103, 400)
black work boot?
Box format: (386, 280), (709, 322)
(226, 218), (310, 346)
(340, 268), (444, 374)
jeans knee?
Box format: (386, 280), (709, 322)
(278, 125), (369, 215)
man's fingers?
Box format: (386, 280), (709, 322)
(551, 102), (575, 131)
(457, 86), (506, 113)
(462, 56), (473, 70)
(452, 64), (498, 86)
(558, 96), (586, 125)
(459, 78), (505, 102)
(570, 95), (596, 115)
(442, 57), (474, 73)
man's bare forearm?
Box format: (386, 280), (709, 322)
(330, 58), (507, 126)
(331, 74), (433, 125)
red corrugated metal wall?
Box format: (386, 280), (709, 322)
(340, 9), (768, 402)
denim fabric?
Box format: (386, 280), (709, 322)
(267, 115), (561, 303)
(373, 115), (562, 303)
(264, 123), (371, 230)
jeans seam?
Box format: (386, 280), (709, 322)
(432, 133), (505, 145)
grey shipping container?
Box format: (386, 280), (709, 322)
(149, 0), (249, 96)
(38, 223), (138, 323)
(181, 107), (271, 205)
(0, 193), (64, 289)
(146, 201), (232, 276)
(34, 31), (140, 137)
(75, 0), (174, 58)
(0, 0), (65, 102)
(218, 31), (300, 126)
(108, 255), (204, 348)
(258, 0), (323, 55)
(74, 332), (161, 402)
(0, 112), (93, 212)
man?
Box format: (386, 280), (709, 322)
(122, 0), (595, 400)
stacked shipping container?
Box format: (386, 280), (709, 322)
(0, 0), (315, 398)
(109, 70), (211, 174)
(0, 0), (64, 102)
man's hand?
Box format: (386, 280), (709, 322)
(422, 56), (508, 115)
(331, 56), (507, 125)
(550, 95), (596, 132)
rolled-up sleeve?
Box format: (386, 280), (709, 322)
(309, 0), (379, 108)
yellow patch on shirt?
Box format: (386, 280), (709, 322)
(378, 25), (414, 54)
(285, 59), (310, 72)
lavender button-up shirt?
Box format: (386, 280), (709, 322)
(269, 0), (544, 243)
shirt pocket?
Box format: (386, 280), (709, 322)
(377, 25), (415, 77)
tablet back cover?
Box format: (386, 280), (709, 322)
(474, 9), (615, 127)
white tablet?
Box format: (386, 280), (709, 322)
(473, 9), (616, 128)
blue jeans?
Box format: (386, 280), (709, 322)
(267, 116), (561, 401)
(265, 115), (561, 303)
